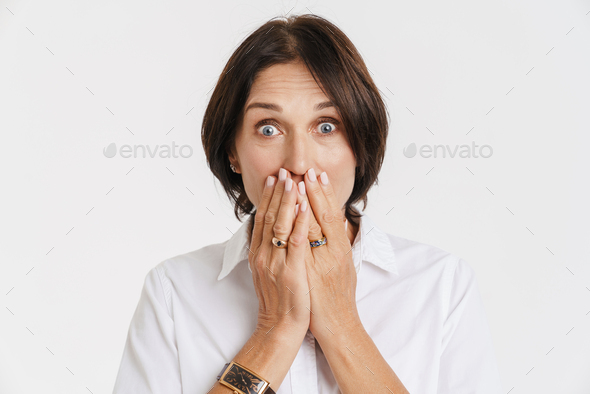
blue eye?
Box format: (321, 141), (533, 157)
(255, 118), (340, 137)
(260, 124), (277, 136)
(319, 122), (335, 134)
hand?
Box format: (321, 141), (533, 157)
(294, 168), (362, 341)
(249, 169), (313, 337)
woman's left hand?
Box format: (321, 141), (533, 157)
(294, 168), (363, 341)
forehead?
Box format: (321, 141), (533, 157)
(247, 61), (328, 102)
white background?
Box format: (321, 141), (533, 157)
(1, 0), (589, 392)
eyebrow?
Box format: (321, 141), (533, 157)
(245, 100), (334, 113)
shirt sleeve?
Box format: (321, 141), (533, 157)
(112, 263), (182, 393)
(437, 258), (503, 393)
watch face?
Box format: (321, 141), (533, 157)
(221, 363), (268, 394)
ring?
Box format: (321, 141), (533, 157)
(272, 237), (288, 249)
(309, 236), (327, 248)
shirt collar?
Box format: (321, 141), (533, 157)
(218, 210), (398, 281)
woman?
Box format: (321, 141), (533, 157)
(113, 14), (503, 394)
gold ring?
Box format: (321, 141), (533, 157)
(272, 237), (288, 248)
(309, 236), (327, 248)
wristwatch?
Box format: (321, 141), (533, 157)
(217, 361), (276, 394)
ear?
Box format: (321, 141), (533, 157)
(226, 146), (241, 173)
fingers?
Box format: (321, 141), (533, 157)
(253, 172), (290, 313)
(262, 169), (290, 254)
(272, 174), (308, 273)
(249, 177), (276, 311)
(272, 177), (299, 243)
(296, 181), (323, 242)
(285, 194), (311, 269)
(303, 169), (343, 242)
(250, 175), (276, 258)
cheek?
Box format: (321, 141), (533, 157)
(240, 151), (276, 209)
(242, 172), (266, 209)
(325, 160), (356, 209)
(337, 173), (356, 207)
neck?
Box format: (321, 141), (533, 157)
(345, 217), (359, 247)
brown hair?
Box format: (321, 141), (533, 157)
(201, 13), (389, 229)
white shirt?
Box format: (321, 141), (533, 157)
(113, 211), (503, 393)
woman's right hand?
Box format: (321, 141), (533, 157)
(249, 168), (312, 335)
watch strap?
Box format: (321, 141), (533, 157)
(216, 362), (276, 394)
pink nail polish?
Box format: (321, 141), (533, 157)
(308, 168), (317, 182)
(320, 171), (329, 185)
(298, 181), (306, 195)
(301, 200), (308, 212)
(266, 176), (275, 187)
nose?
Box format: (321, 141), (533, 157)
(281, 129), (315, 183)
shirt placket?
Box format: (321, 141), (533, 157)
(289, 328), (319, 393)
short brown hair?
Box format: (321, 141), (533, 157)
(201, 13), (389, 228)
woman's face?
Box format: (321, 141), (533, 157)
(228, 61), (357, 212)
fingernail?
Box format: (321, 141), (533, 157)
(279, 168), (287, 181)
(298, 181), (306, 195)
(308, 168), (317, 182)
(301, 200), (308, 212)
(266, 176), (275, 187)
(285, 178), (293, 192)
(320, 171), (329, 185)
(295, 204), (299, 216)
